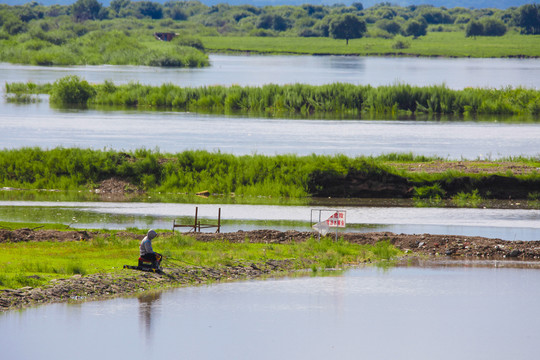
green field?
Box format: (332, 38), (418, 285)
(1, 2), (539, 67)
(0, 147), (539, 202)
(201, 32), (540, 57)
(0, 225), (400, 289)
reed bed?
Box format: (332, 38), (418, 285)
(8, 77), (540, 116)
(0, 148), (538, 200)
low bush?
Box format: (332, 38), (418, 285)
(49, 75), (96, 105)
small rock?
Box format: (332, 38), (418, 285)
(508, 249), (521, 257)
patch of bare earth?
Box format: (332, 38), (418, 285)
(95, 177), (144, 200)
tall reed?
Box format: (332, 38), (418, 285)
(1, 148), (538, 199)
(8, 78), (539, 117)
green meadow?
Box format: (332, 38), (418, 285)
(0, 224), (400, 289)
(201, 32), (540, 58)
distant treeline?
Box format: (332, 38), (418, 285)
(1, 147), (539, 200)
(7, 76), (540, 117)
(1, 1), (539, 66)
(2, 1), (539, 38)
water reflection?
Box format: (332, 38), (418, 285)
(2, 106), (540, 158)
(1, 55), (539, 89)
(326, 55), (366, 71)
(0, 201), (538, 240)
(3, 264), (540, 359)
(138, 291), (162, 345)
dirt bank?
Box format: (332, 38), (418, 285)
(191, 230), (540, 259)
(1, 229), (540, 311)
(308, 167), (540, 199)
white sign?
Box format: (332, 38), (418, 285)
(312, 221), (330, 236)
(326, 211), (346, 228)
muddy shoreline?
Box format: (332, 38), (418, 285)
(1, 229), (540, 312)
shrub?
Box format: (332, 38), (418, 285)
(392, 37), (410, 49)
(172, 36), (205, 51)
(481, 18), (507, 36)
(376, 19), (402, 34)
(465, 20), (483, 38)
(452, 189), (483, 207)
(414, 184), (446, 199)
(403, 18), (427, 37)
(49, 75), (96, 105)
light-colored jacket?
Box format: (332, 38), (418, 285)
(140, 229), (157, 256)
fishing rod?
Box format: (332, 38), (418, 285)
(163, 255), (198, 267)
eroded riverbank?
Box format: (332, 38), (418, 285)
(1, 229), (539, 312)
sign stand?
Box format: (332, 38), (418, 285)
(310, 209), (346, 241)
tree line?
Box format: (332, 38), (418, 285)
(1, 1), (539, 44)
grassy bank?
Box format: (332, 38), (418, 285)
(0, 19), (209, 68)
(0, 148), (539, 201)
(202, 32), (540, 58)
(7, 77), (540, 117)
(0, 225), (400, 290)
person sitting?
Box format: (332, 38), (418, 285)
(139, 229), (162, 269)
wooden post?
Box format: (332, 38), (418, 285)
(173, 219), (175, 233)
(194, 207), (198, 232)
(216, 208), (221, 233)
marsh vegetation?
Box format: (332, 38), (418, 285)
(7, 77), (540, 117)
(1, 147), (538, 201)
(1, 2), (539, 66)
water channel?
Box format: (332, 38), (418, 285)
(1, 200), (539, 241)
(2, 55), (540, 88)
(2, 262), (540, 359)
(3, 101), (540, 158)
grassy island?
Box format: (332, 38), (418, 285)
(7, 77), (540, 117)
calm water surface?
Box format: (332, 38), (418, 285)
(2, 102), (540, 158)
(2, 264), (540, 360)
(1, 55), (539, 88)
(2, 55), (539, 158)
(1, 201), (538, 240)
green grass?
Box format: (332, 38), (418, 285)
(0, 27), (209, 68)
(201, 32), (540, 57)
(0, 147), (538, 199)
(0, 221), (73, 231)
(0, 235), (137, 289)
(0, 231), (401, 289)
(7, 78), (540, 117)
(452, 189), (484, 207)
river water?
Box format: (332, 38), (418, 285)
(3, 102), (540, 158)
(2, 55), (540, 158)
(2, 262), (540, 360)
(1, 201), (538, 241)
(2, 55), (540, 88)
(2, 55), (540, 353)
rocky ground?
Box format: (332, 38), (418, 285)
(1, 229), (540, 311)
